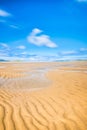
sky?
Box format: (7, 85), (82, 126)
(0, 0), (87, 61)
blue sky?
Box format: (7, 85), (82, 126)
(0, 0), (87, 61)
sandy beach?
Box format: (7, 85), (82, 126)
(0, 61), (87, 130)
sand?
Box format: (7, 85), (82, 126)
(0, 61), (87, 130)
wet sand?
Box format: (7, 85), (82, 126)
(0, 61), (87, 130)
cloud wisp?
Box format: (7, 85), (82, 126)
(0, 43), (10, 50)
(27, 28), (57, 48)
(60, 50), (77, 55)
(1, 43), (8, 48)
(9, 25), (19, 29)
(80, 48), (87, 51)
(17, 45), (26, 49)
(0, 9), (19, 30)
(0, 9), (11, 17)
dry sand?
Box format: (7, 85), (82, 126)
(0, 61), (87, 130)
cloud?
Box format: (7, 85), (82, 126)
(20, 52), (36, 56)
(0, 47), (87, 61)
(60, 50), (77, 55)
(80, 48), (87, 51)
(56, 55), (87, 61)
(17, 45), (26, 49)
(0, 43), (10, 50)
(9, 25), (19, 29)
(76, 0), (87, 2)
(0, 43), (8, 48)
(27, 28), (57, 48)
(28, 55), (49, 62)
(0, 10), (19, 29)
(0, 43), (11, 60)
(0, 51), (9, 57)
(0, 9), (11, 17)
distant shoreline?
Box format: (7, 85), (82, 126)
(0, 59), (87, 63)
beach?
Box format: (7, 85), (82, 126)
(0, 61), (87, 130)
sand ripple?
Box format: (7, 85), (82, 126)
(0, 61), (87, 130)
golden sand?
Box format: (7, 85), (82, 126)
(0, 61), (87, 130)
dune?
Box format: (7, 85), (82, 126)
(0, 61), (87, 130)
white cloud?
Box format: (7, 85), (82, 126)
(77, 0), (87, 2)
(0, 11), (19, 29)
(27, 28), (57, 48)
(31, 28), (42, 35)
(61, 50), (77, 55)
(0, 9), (11, 17)
(80, 48), (87, 51)
(17, 45), (26, 49)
